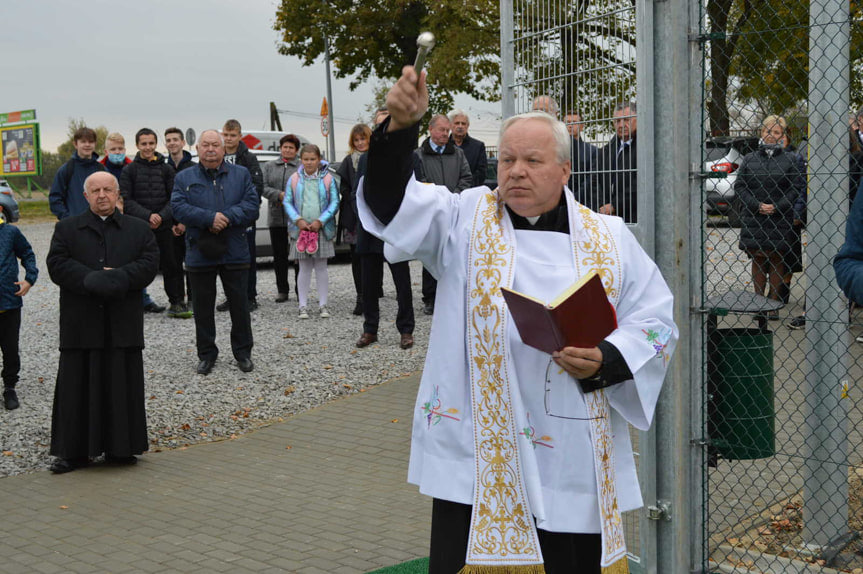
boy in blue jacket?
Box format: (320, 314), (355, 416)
(0, 189), (38, 410)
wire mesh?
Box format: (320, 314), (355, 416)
(505, 0), (646, 569)
(699, 1), (862, 572)
(509, 0), (639, 223)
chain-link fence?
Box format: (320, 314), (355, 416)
(699, 1), (862, 572)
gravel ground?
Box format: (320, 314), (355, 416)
(0, 221), (431, 477)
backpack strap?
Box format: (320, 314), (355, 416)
(62, 157), (105, 190)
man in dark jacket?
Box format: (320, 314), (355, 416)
(415, 114), (472, 313)
(164, 127), (195, 313)
(46, 171), (159, 473)
(594, 102), (638, 223)
(449, 110), (488, 187)
(835, 178), (863, 306)
(172, 129), (259, 376)
(564, 111), (598, 204)
(120, 128), (187, 317)
(219, 119), (264, 311)
(49, 127), (106, 220)
(354, 108), (417, 350)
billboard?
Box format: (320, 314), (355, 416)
(1, 123), (41, 177)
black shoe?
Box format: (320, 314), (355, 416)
(216, 300), (229, 312)
(423, 303), (434, 315)
(50, 457), (89, 474)
(248, 299), (258, 311)
(197, 358), (216, 375)
(787, 315), (806, 330)
(144, 302), (166, 313)
(237, 358), (254, 373)
(275, 293), (290, 303)
(352, 297), (364, 316)
(3, 388), (19, 410)
(105, 454), (137, 465)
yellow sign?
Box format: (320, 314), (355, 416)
(1, 123), (41, 177)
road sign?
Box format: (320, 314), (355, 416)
(321, 117), (330, 138)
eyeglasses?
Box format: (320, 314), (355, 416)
(544, 358), (605, 421)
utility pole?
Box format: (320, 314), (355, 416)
(323, 34), (336, 162)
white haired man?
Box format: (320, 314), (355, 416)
(46, 171), (159, 473)
(448, 109), (487, 188)
(414, 113), (472, 314)
(358, 67), (677, 573)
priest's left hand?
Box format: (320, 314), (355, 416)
(552, 346), (603, 379)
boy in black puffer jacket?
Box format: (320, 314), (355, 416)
(120, 128), (189, 318)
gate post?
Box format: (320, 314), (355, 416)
(650, 0), (702, 572)
(802, 0), (850, 549)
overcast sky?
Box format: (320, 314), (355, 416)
(1, 0), (502, 159)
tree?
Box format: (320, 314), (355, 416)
(706, 0), (863, 136)
(274, 0), (639, 132)
(273, 0), (500, 117)
(56, 118), (108, 161)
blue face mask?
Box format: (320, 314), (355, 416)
(108, 153), (126, 165)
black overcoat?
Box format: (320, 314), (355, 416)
(46, 209), (159, 349)
(734, 146), (805, 253)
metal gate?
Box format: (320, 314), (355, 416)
(501, 1), (655, 570)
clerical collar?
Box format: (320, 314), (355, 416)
(505, 191), (569, 234)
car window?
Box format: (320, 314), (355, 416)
(705, 147), (731, 162)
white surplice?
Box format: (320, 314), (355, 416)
(358, 177), (678, 534)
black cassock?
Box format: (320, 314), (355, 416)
(46, 209), (158, 459)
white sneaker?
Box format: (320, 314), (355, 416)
(319, 306), (331, 318)
(298, 307), (309, 319)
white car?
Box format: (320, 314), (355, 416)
(703, 136), (759, 227)
(188, 149), (344, 258)
(250, 151), (344, 258)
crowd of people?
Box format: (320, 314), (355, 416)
(530, 95), (639, 224)
(13, 80), (863, 572)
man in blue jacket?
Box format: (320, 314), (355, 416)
(834, 179), (863, 312)
(49, 127), (106, 220)
(171, 130), (259, 375)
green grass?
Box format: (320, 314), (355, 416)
(17, 199), (53, 222)
(366, 557), (429, 573)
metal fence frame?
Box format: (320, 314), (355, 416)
(501, 0), (855, 572)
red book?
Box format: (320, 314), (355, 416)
(500, 272), (618, 355)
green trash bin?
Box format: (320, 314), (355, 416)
(712, 328), (775, 459)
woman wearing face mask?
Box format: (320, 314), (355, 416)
(336, 124), (372, 315)
(99, 133), (132, 179)
(262, 134), (302, 303)
(283, 144), (340, 319)
(735, 115), (806, 316)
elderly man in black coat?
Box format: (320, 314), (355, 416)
(46, 171), (159, 474)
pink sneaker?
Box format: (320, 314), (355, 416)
(305, 231), (319, 254)
(296, 230), (309, 253)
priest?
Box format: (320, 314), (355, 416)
(358, 66), (678, 574)
(46, 171), (159, 473)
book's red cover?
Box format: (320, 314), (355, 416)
(501, 273), (618, 354)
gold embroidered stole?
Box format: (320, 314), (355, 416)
(462, 191), (628, 574)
